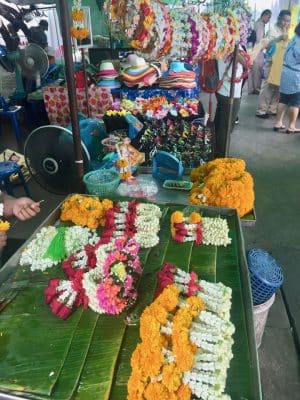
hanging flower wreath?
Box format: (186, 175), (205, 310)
(70, 0), (89, 41)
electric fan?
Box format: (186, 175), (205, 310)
(17, 43), (49, 87)
(24, 125), (91, 195)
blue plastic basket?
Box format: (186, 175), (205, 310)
(83, 168), (120, 196)
(247, 248), (284, 305)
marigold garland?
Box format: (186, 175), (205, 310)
(128, 263), (235, 399)
(189, 158), (254, 217)
(60, 194), (113, 229)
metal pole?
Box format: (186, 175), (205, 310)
(225, 45), (238, 157)
(59, 0), (84, 191)
(81, 48), (91, 118)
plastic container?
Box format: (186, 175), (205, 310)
(253, 293), (275, 348)
(247, 248), (284, 305)
(83, 168), (120, 196)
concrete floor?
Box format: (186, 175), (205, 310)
(0, 92), (299, 399)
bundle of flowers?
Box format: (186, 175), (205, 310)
(116, 97), (200, 121)
(171, 211), (232, 247)
(60, 195), (113, 229)
(20, 226), (99, 271)
(101, 201), (162, 248)
(170, 211), (202, 245)
(82, 237), (142, 315)
(127, 263), (234, 400)
(189, 158), (255, 217)
(44, 236), (142, 319)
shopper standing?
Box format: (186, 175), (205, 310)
(274, 23), (300, 134)
(248, 9), (272, 95)
(256, 10), (291, 119)
(214, 50), (247, 157)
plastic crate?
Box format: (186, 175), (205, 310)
(247, 248), (284, 305)
(83, 168), (120, 196)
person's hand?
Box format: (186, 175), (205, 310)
(281, 33), (289, 41)
(0, 231), (7, 251)
(10, 198), (41, 221)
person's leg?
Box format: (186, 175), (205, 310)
(252, 53), (264, 93)
(214, 93), (229, 157)
(268, 85), (280, 115)
(274, 103), (286, 128)
(248, 68), (254, 93)
(287, 107), (300, 131)
(256, 81), (270, 117)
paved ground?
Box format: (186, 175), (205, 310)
(0, 90), (299, 399)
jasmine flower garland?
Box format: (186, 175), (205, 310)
(20, 226), (99, 272)
(101, 201), (162, 249)
(201, 217), (232, 247)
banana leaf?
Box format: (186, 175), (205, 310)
(0, 199), (261, 400)
(74, 315), (127, 400)
(0, 285), (82, 396)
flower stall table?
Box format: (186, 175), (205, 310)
(0, 195), (261, 400)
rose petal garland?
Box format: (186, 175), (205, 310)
(100, 201), (162, 248)
(82, 237), (142, 315)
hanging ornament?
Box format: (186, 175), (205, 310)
(70, 0), (89, 41)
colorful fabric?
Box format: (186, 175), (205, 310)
(43, 86), (113, 126)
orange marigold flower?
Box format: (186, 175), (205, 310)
(144, 382), (172, 400)
(161, 363), (182, 392)
(176, 384), (192, 400)
(188, 212), (201, 224)
(156, 284), (180, 312)
(0, 220), (10, 231)
(170, 211), (184, 224)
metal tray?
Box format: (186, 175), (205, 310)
(0, 196), (262, 400)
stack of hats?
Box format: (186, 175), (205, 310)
(120, 54), (159, 88)
(96, 61), (121, 89)
(158, 61), (196, 89)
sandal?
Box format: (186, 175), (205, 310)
(273, 126), (286, 131)
(285, 129), (300, 134)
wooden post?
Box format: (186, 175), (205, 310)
(59, 0), (84, 191)
(225, 45), (238, 157)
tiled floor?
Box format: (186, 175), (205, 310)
(0, 90), (300, 399)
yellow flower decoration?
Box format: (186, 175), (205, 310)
(189, 158), (254, 217)
(0, 220), (10, 232)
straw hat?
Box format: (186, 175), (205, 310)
(100, 61), (115, 71)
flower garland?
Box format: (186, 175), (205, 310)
(70, 0), (89, 40)
(82, 237), (142, 315)
(44, 270), (88, 320)
(170, 211), (202, 245)
(189, 158), (255, 217)
(100, 201), (161, 248)
(60, 194), (113, 229)
(128, 263), (234, 400)
(111, 1), (251, 62)
(20, 226), (99, 271)
(170, 211), (231, 247)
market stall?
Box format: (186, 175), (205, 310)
(0, 193), (261, 400)
(0, 2), (261, 398)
